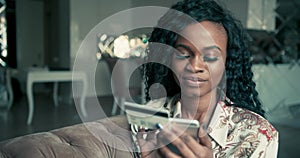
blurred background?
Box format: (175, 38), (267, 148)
(0, 0), (299, 157)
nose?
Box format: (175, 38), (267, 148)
(186, 56), (206, 73)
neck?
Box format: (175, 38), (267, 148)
(180, 90), (217, 123)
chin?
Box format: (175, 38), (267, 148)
(181, 89), (202, 98)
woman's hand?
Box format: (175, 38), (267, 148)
(137, 125), (213, 158)
(157, 125), (213, 158)
(137, 129), (162, 158)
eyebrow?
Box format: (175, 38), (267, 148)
(202, 45), (222, 52)
(174, 44), (193, 53)
(174, 44), (222, 53)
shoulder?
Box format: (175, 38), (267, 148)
(227, 106), (278, 142)
(217, 106), (279, 157)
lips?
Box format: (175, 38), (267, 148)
(182, 76), (208, 86)
(184, 76), (207, 81)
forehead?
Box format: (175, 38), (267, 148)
(177, 21), (228, 51)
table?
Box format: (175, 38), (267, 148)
(0, 68), (14, 110)
(26, 71), (87, 125)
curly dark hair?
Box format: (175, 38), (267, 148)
(143, 0), (265, 117)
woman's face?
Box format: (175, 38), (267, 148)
(171, 21), (227, 98)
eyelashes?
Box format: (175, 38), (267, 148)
(174, 44), (221, 63)
(175, 54), (190, 59)
(175, 53), (219, 62)
(203, 56), (219, 62)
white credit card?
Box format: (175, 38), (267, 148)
(125, 101), (170, 129)
(125, 102), (201, 139)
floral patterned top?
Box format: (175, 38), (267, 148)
(131, 96), (279, 158)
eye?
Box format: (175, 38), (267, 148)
(203, 56), (218, 62)
(203, 50), (221, 62)
(175, 53), (190, 59)
(174, 48), (191, 60)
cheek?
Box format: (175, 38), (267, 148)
(171, 58), (184, 76)
(208, 63), (225, 85)
(171, 59), (187, 86)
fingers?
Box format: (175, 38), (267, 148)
(137, 129), (158, 153)
(158, 124), (213, 158)
(137, 129), (158, 141)
(198, 126), (212, 148)
(159, 144), (182, 158)
(158, 126), (197, 158)
(198, 134), (212, 148)
(172, 128), (208, 157)
(136, 129), (147, 140)
(146, 130), (159, 140)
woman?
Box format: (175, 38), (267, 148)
(132, 0), (279, 157)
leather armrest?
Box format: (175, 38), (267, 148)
(0, 115), (134, 158)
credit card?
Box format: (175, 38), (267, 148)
(125, 101), (170, 129)
(125, 102), (200, 135)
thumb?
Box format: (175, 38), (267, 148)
(198, 126), (212, 148)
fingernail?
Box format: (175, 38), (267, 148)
(156, 123), (164, 130)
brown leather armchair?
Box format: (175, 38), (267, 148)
(0, 115), (135, 158)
